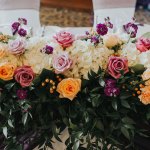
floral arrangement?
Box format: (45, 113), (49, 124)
(0, 18), (150, 150)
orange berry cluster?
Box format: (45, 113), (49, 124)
(132, 84), (145, 97)
(41, 75), (62, 94)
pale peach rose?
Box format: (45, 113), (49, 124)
(57, 78), (81, 100)
(0, 45), (6, 58)
(0, 63), (15, 81)
(142, 68), (150, 85)
(103, 34), (122, 48)
(139, 85), (150, 105)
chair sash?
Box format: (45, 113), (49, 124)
(0, 0), (40, 10)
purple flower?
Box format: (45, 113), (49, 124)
(104, 17), (113, 29)
(105, 79), (117, 88)
(123, 23), (138, 38)
(12, 22), (20, 35)
(104, 87), (120, 97)
(18, 28), (27, 37)
(41, 45), (53, 55)
(96, 23), (108, 36)
(112, 87), (120, 96)
(18, 18), (27, 25)
(85, 31), (90, 35)
(91, 36), (99, 44)
(17, 89), (27, 100)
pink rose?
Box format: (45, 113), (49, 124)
(14, 66), (34, 87)
(136, 37), (150, 52)
(54, 31), (75, 48)
(52, 52), (73, 74)
(8, 38), (26, 55)
(108, 56), (129, 79)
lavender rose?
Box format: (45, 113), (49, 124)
(108, 56), (129, 79)
(14, 66), (34, 87)
(8, 38), (26, 55)
(54, 31), (75, 48)
(52, 52), (73, 74)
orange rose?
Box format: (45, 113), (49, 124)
(139, 85), (150, 105)
(0, 63), (15, 81)
(57, 78), (81, 100)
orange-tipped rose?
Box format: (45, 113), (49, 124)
(57, 78), (81, 100)
(142, 68), (150, 85)
(0, 63), (15, 81)
(139, 85), (150, 105)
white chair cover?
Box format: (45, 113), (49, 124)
(0, 0), (41, 31)
(92, 0), (136, 27)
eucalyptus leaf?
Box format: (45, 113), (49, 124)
(4, 82), (15, 91)
(73, 140), (80, 150)
(121, 127), (130, 140)
(22, 113), (28, 125)
(96, 120), (104, 131)
(8, 119), (14, 128)
(92, 94), (101, 107)
(112, 100), (117, 110)
(122, 117), (135, 124)
(3, 126), (7, 138)
(121, 100), (130, 109)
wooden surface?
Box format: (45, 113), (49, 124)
(41, 0), (93, 11)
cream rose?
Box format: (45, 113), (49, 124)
(103, 34), (122, 48)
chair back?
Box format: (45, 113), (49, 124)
(0, 0), (40, 10)
(0, 0), (41, 31)
(92, 0), (136, 27)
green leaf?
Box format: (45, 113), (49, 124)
(122, 117), (135, 124)
(96, 120), (104, 131)
(22, 113), (28, 125)
(121, 100), (130, 109)
(4, 82), (15, 91)
(112, 100), (117, 110)
(121, 127), (130, 140)
(73, 140), (79, 150)
(131, 64), (145, 74)
(99, 78), (105, 87)
(74, 131), (83, 139)
(3, 127), (7, 138)
(120, 93), (131, 100)
(123, 124), (134, 129)
(146, 112), (150, 120)
(8, 119), (14, 128)
(92, 94), (101, 107)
